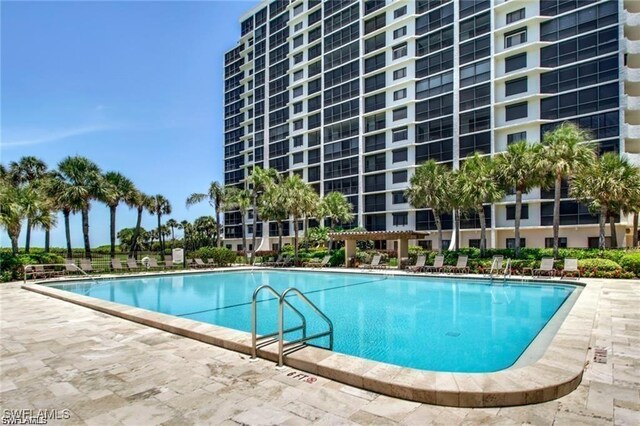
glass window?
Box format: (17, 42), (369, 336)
(292, 152), (304, 164)
(293, 135), (303, 147)
(506, 204), (529, 220)
(545, 237), (568, 248)
(392, 191), (407, 204)
(506, 8), (526, 24)
(393, 68), (407, 80)
(392, 170), (408, 183)
(393, 107), (408, 121)
(505, 28), (527, 48)
(392, 127), (408, 142)
(507, 131), (526, 144)
(392, 43), (408, 60)
(505, 52), (526, 73)
(394, 5), (407, 18)
(392, 148), (408, 162)
(394, 88), (407, 101)
(505, 77), (528, 96)
(505, 102), (528, 121)
(506, 238), (526, 249)
(393, 213), (408, 226)
(393, 27), (407, 39)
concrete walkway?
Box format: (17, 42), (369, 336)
(1, 279), (638, 425)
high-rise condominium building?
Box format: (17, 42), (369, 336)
(223, 0), (638, 252)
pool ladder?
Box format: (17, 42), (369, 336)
(251, 285), (334, 367)
(489, 258), (512, 283)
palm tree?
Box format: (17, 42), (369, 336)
(0, 177), (37, 254)
(8, 156), (48, 253)
(101, 172), (136, 258)
(57, 156), (107, 259)
(572, 153), (640, 249)
(321, 192), (355, 229)
(459, 154), (504, 255)
(128, 191), (154, 258)
(259, 184), (289, 253)
(166, 219), (178, 247)
(193, 216), (217, 247)
(494, 142), (546, 257)
(542, 123), (596, 257)
(301, 188), (321, 249)
(150, 195), (172, 255)
(246, 167), (279, 263)
(186, 181), (227, 247)
(282, 175), (314, 264)
(226, 187), (252, 263)
(405, 160), (451, 253)
(32, 205), (57, 253)
(178, 220), (192, 250)
(43, 171), (78, 258)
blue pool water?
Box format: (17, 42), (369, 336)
(49, 271), (576, 373)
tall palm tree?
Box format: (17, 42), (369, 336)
(193, 216), (217, 247)
(101, 172), (136, 258)
(301, 188), (321, 249)
(494, 142), (546, 257)
(0, 177), (37, 254)
(43, 171), (78, 258)
(259, 184), (289, 253)
(542, 123), (596, 257)
(8, 156), (48, 253)
(57, 156), (107, 259)
(405, 160), (451, 253)
(166, 219), (178, 247)
(459, 154), (503, 255)
(31, 204), (57, 253)
(128, 191), (154, 258)
(246, 167), (279, 263)
(572, 153), (640, 249)
(226, 187), (252, 263)
(150, 195), (172, 254)
(186, 181), (227, 247)
(178, 220), (192, 251)
(282, 175), (314, 264)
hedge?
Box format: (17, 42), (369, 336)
(619, 253), (640, 277)
(190, 247), (238, 266)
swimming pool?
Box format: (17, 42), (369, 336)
(49, 270), (577, 373)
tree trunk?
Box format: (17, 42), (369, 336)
(9, 232), (18, 255)
(110, 205), (117, 258)
(454, 210), (460, 251)
(241, 217), (248, 264)
(215, 207), (222, 247)
(553, 175), (562, 258)
(157, 213), (163, 255)
(129, 207), (143, 258)
(304, 216), (309, 249)
(25, 218), (31, 253)
(434, 213), (443, 254)
(514, 189), (522, 258)
(251, 193), (257, 265)
(634, 212), (639, 247)
(44, 228), (50, 253)
(328, 219), (335, 252)
(64, 209), (72, 259)
(598, 206), (607, 250)
(81, 206), (91, 259)
(293, 217), (299, 264)
(277, 221), (283, 253)
(479, 207), (487, 257)
(609, 213), (618, 248)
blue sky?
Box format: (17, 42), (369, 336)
(1, 0), (259, 248)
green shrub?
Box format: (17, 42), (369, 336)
(578, 258), (622, 272)
(0, 251), (65, 282)
(329, 247), (345, 267)
(191, 247), (238, 266)
(619, 252), (640, 277)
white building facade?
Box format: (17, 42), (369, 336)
(223, 0), (639, 252)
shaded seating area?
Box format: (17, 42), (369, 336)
(327, 230), (429, 268)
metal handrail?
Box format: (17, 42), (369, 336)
(251, 285), (306, 359)
(278, 287), (334, 367)
(503, 258), (512, 281)
(23, 263), (97, 284)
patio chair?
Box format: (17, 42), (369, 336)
(194, 258), (208, 268)
(64, 259), (80, 275)
(304, 255), (331, 268)
(186, 258), (195, 268)
(407, 255), (427, 272)
(359, 254), (382, 269)
(126, 258), (140, 271)
(561, 258), (580, 278)
(263, 255), (282, 267)
(147, 257), (162, 270)
(534, 257), (556, 277)
(279, 256), (293, 267)
(423, 255), (445, 273)
(207, 258), (216, 267)
(80, 259), (94, 273)
(444, 255), (470, 274)
(111, 258), (125, 272)
(164, 255), (176, 268)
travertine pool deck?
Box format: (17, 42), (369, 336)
(1, 277), (639, 424)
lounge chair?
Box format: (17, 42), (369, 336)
(561, 258), (580, 278)
(444, 255), (470, 274)
(304, 255), (331, 268)
(194, 258), (208, 268)
(147, 258), (162, 270)
(207, 258), (216, 267)
(423, 255), (445, 273)
(111, 258), (124, 272)
(534, 257), (556, 277)
(127, 258), (140, 271)
(65, 259), (79, 275)
(80, 259), (94, 273)
(164, 255), (176, 268)
(407, 255), (427, 272)
(186, 259), (195, 268)
(359, 254), (382, 269)
(263, 255), (283, 267)
(279, 256), (294, 267)
(33, 265), (55, 279)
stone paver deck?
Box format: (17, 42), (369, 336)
(1, 279), (639, 425)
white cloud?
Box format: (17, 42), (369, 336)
(1, 125), (109, 148)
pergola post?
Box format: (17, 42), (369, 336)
(344, 240), (356, 267)
(397, 238), (409, 269)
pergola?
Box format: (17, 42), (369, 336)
(327, 230), (430, 267)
